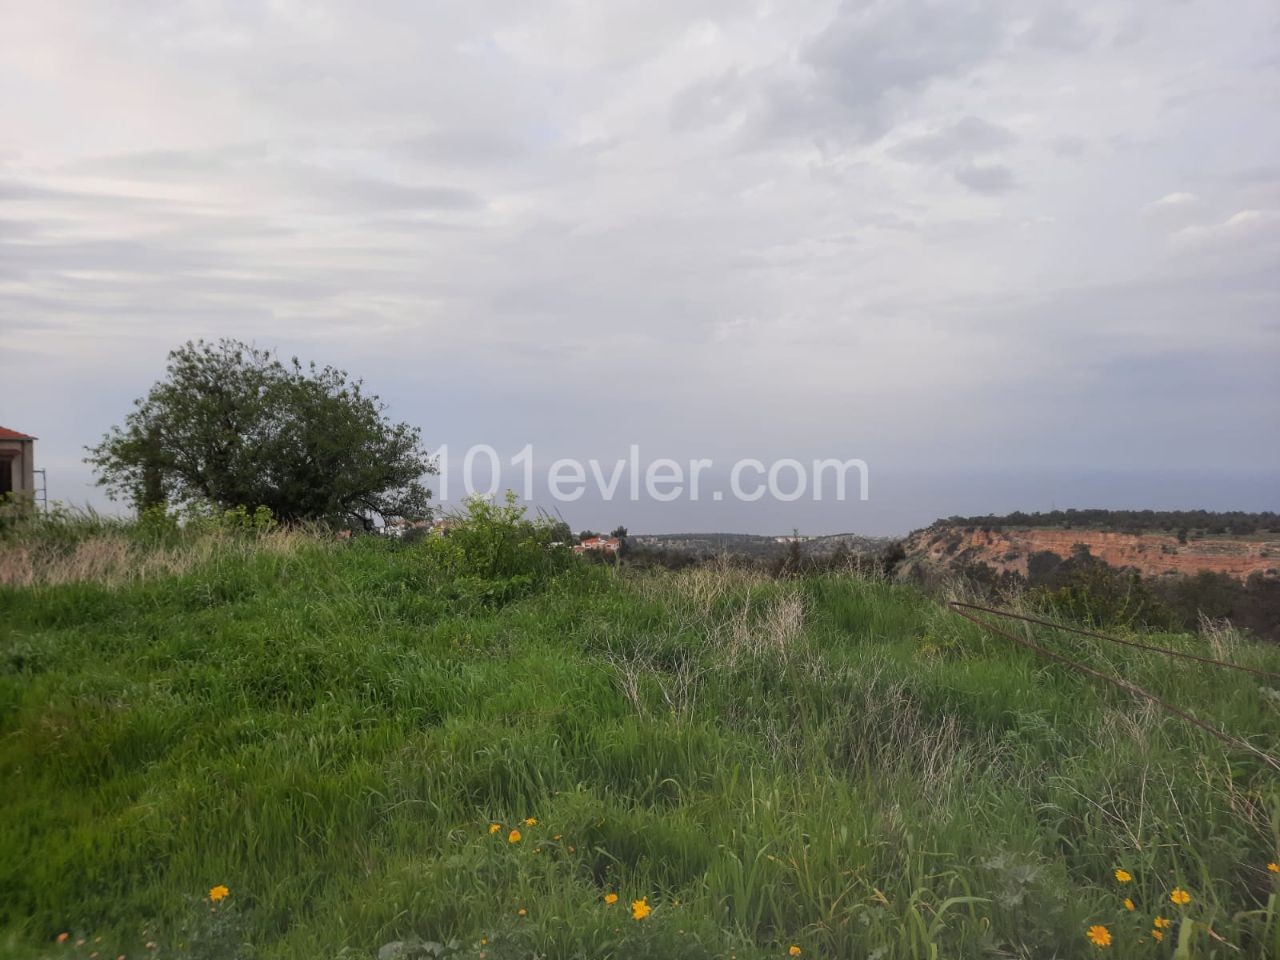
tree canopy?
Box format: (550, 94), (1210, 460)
(88, 340), (434, 526)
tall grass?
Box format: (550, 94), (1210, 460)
(1, 526), (1278, 958)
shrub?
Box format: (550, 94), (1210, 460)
(421, 492), (578, 606)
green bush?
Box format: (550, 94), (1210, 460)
(420, 492), (578, 607)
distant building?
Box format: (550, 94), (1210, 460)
(0, 427), (36, 502)
(574, 535), (621, 555)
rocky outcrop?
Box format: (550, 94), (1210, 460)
(902, 526), (1280, 582)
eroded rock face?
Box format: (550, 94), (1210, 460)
(904, 526), (1280, 582)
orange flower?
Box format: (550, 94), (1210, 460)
(1123, 898), (1134, 911)
(632, 897), (652, 921)
(788, 947), (802, 957)
(57, 934), (70, 944)
(1152, 929), (1164, 942)
(508, 829), (522, 844)
(1269, 862), (1279, 874)
(1086, 925), (1112, 947)
(488, 823), (501, 835)
(209, 885), (230, 903)
(603, 893), (619, 905)
(1170, 888), (1191, 906)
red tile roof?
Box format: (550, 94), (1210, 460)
(0, 427), (36, 440)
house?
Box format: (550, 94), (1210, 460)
(0, 427), (36, 502)
(573, 535), (621, 555)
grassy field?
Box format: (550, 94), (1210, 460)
(2, 517), (1279, 959)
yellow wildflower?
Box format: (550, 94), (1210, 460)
(517, 908), (527, 917)
(604, 893), (619, 905)
(1123, 898), (1134, 911)
(1153, 916), (1171, 929)
(524, 817), (537, 826)
(209, 885), (230, 903)
(1170, 888), (1191, 906)
(1269, 862), (1279, 873)
(508, 829), (522, 844)
(1086, 925), (1112, 947)
(1152, 929), (1164, 942)
(789, 947), (802, 957)
(632, 897), (652, 921)
(488, 823), (501, 835)
(1113, 869), (1132, 884)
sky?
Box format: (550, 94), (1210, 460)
(2, 0), (1278, 534)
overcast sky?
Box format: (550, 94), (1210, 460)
(2, 1), (1278, 534)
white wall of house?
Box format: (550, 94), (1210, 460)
(0, 438), (36, 497)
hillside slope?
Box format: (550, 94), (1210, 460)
(902, 525), (1280, 583)
(2, 531), (1279, 958)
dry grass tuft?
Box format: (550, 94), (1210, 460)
(0, 528), (314, 588)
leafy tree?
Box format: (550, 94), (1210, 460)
(87, 339), (434, 526)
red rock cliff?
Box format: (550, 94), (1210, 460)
(904, 526), (1280, 582)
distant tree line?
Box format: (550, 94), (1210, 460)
(934, 509), (1280, 537)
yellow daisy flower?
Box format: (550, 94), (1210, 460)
(508, 829), (522, 843)
(524, 818), (537, 826)
(1170, 888), (1191, 906)
(1154, 916), (1171, 929)
(632, 897), (652, 921)
(1113, 869), (1132, 884)
(1152, 929), (1164, 942)
(604, 893), (619, 905)
(209, 885), (230, 903)
(488, 823), (501, 835)
(1123, 898), (1134, 911)
(1269, 862), (1279, 874)
(788, 947), (802, 957)
(1086, 925), (1112, 947)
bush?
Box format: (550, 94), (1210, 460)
(421, 492), (579, 607)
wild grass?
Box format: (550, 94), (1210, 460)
(1, 525), (1278, 959)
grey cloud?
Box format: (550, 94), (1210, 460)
(1022, 4), (1099, 52)
(952, 161), (1016, 194)
(304, 173), (483, 212)
(672, 0), (1013, 145)
(394, 129), (535, 166)
(890, 116), (1016, 163)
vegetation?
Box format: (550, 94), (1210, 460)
(3, 505), (1280, 959)
(86, 340), (434, 527)
(936, 510), (1280, 537)
(946, 547), (1280, 642)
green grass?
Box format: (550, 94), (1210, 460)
(2, 530), (1279, 959)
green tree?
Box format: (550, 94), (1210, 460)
(87, 339), (434, 526)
